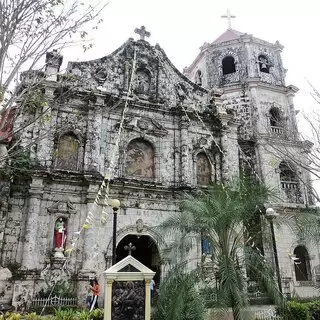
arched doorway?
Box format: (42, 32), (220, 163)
(116, 234), (161, 284)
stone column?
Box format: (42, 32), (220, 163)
(286, 86), (299, 139)
(104, 279), (113, 320)
(36, 87), (55, 168)
(81, 183), (100, 271)
(219, 114), (239, 184)
(180, 116), (191, 187)
(145, 279), (152, 320)
(21, 177), (44, 269)
(84, 105), (102, 172)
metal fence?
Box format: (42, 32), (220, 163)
(254, 309), (282, 320)
(31, 296), (78, 307)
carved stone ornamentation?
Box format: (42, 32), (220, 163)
(112, 281), (145, 320)
(133, 69), (151, 96)
(118, 115), (168, 137)
(47, 200), (77, 214)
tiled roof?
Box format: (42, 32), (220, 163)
(212, 29), (245, 44)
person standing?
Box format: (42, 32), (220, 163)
(89, 278), (100, 311)
(150, 279), (156, 300)
(85, 279), (93, 308)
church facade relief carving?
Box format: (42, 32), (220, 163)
(133, 69), (151, 96)
(111, 281), (145, 320)
(125, 139), (155, 178)
(54, 133), (81, 171)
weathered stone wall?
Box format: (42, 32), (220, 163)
(1, 29), (318, 308)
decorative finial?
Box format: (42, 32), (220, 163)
(134, 26), (151, 41)
(124, 242), (136, 256)
(221, 9), (236, 29)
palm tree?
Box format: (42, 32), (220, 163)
(153, 266), (205, 320)
(159, 178), (285, 320)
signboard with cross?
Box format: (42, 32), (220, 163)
(103, 253), (155, 320)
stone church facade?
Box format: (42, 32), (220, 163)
(0, 26), (319, 309)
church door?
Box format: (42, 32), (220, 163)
(116, 234), (161, 284)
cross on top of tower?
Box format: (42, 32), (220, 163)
(134, 26), (151, 41)
(124, 242), (136, 256)
(221, 9), (236, 30)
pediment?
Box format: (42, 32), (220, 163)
(47, 199), (77, 214)
(104, 255), (155, 276)
(118, 115), (168, 137)
(66, 39), (208, 108)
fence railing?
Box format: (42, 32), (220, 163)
(270, 126), (284, 136)
(31, 296), (78, 307)
(254, 309), (282, 320)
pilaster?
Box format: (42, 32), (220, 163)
(84, 105), (102, 172)
(219, 114), (240, 183)
(180, 115), (191, 187)
(81, 183), (100, 271)
(21, 177), (44, 269)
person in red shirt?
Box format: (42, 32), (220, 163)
(89, 278), (100, 311)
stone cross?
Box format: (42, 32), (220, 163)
(221, 9), (236, 29)
(134, 26), (151, 41)
(124, 242), (136, 256)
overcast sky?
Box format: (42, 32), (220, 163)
(62, 0), (320, 117)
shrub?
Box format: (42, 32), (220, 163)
(54, 308), (75, 320)
(26, 313), (41, 320)
(3, 313), (21, 320)
(90, 309), (104, 320)
(75, 310), (90, 320)
(282, 301), (311, 320)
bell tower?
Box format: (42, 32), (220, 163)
(184, 17), (310, 207)
(184, 28), (287, 90)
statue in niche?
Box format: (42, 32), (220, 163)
(134, 70), (151, 95)
(201, 235), (211, 255)
(54, 218), (67, 257)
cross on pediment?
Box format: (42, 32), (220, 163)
(134, 26), (151, 41)
(124, 242), (136, 256)
(221, 9), (236, 29)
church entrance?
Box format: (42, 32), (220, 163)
(116, 234), (161, 284)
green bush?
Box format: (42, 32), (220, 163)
(90, 309), (104, 320)
(54, 308), (75, 320)
(0, 313), (21, 320)
(75, 310), (90, 320)
(282, 301), (311, 320)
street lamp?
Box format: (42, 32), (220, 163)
(110, 198), (120, 265)
(266, 207), (282, 293)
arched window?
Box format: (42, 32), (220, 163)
(222, 56), (236, 75)
(294, 246), (311, 281)
(279, 161), (297, 182)
(55, 133), (80, 170)
(125, 139), (155, 178)
(258, 55), (270, 73)
(269, 107), (282, 127)
(279, 161), (302, 203)
(196, 153), (211, 185)
(195, 70), (202, 86)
